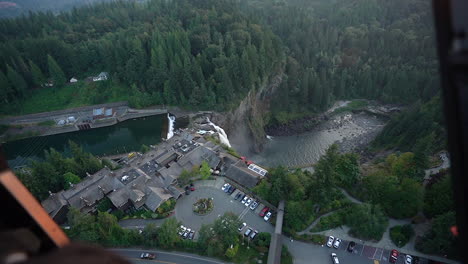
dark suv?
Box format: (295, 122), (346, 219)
(347, 241), (356, 253)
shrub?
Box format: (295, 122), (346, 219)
(345, 204), (388, 241)
(390, 224), (414, 247)
(140, 144), (151, 153)
(97, 197), (113, 212)
(311, 210), (346, 232)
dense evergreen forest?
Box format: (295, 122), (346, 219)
(241, 0), (440, 122)
(0, 0), (439, 117)
(0, 0), (282, 113)
(0, 0), (112, 19)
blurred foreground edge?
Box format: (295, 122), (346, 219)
(433, 0), (468, 262)
(0, 169), (69, 255)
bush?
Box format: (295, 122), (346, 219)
(345, 204), (388, 241)
(140, 144), (151, 153)
(415, 211), (458, 258)
(254, 232), (271, 248)
(97, 198), (113, 212)
(390, 224), (414, 247)
(311, 210), (346, 232)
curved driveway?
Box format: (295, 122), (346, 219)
(175, 185), (275, 234)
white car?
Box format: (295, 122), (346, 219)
(327, 236), (335, 247)
(331, 253), (339, 264)
(250, 201), (258, 210)
(183, 228), (191, 239)
(264, 211), (272, 221)
(405, 255), (413, 264)
(178, 225), (186, 236)
(245, 198), (253, 207)
(241, 196), (249, 204)
(333, 238), (342, 249)
(238, 222), (247, 232)
(221, 183), (229, 191)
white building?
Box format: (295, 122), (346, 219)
(92, 72), (109, 82)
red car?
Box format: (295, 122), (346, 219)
(390, 249), (399, 263)
(190, 187), (195, 191)
(259, 207), (269, 217)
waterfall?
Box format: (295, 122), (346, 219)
(207, 118), (231, 148)
(167, 114), (176, 139)
(266, 135), (273, 140)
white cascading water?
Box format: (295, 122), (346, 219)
(167, 114), (176, 139)
(266, 135), (273, 140)
(207, 118), (231, 147)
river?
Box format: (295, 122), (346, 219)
(3, 114), (171, 169)
(236, 111), (387, 168)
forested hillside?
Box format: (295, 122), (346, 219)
(0, 0), (282, 114)
(239, 0), (440, 123)
(0, 0), (112, 18)
(372, 96), (446, 152)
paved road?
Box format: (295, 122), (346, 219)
(111, 248), (229, 264)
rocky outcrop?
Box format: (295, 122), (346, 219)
(212, 65), (285, 154)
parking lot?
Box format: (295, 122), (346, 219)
(174, 180), (275, 240)
(324, 236), (431, 264)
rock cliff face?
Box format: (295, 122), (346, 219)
(212, 65), (285, 155)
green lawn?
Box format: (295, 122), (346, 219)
(1, 81), (133, 116)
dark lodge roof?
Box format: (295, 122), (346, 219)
(179, 146), (221, 169)
(225, 161), (262, 189)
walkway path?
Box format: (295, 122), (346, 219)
(297, 210), (338, 235)
(338, 187), (363, 205)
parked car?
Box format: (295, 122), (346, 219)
(239, 194), (246, 202)
(244, 228), (253, 237)
(228, 186), (236, 194)
(405, 255), (413, 264)
(185, 189), (190, 195)
(183, 228), (191, 239)
(413, 256), (420, 264)
(238, 222), (247, 232)
(245, 198), (253, 207)
(250, 201), (258, 210)
(259, 207), (269, 217)
(188, 231), (195, 240)
(178, 225), (186, 236)
(264, 211), (272, 221)
(241, 196), (249, 204)
(190, 186), (195, 191)
(347, 241), (356, 253)
(234, 192), (242, 200)
(221, 183), (229, 191)
(224, 184), (231, 193)
(331, 253), (339, 264)
(333, 238), (342, 249)
(250, 230), (258, 240)
(140, 253), (156, 259)
(390, 249), (399, 263)
(327, 236), (335, 247)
